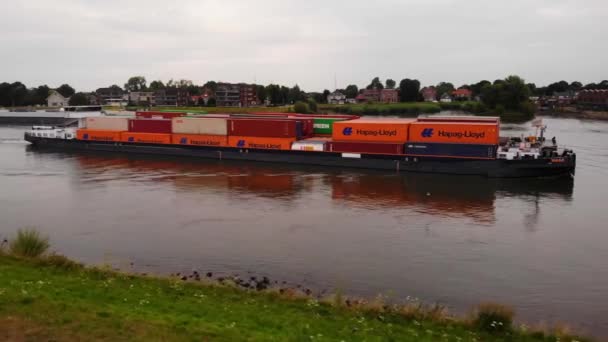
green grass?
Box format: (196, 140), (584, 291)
(0, 254), (591, 341)
(8, 228), (49, 258)
(320, 102), (442, 116)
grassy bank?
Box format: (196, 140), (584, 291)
(0, 234), (591, 342)
(320, 102), (442, 116)
(320, 102), (534, 123)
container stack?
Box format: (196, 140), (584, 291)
(328, 119), (414, 154)
(74, 112), (500, 160)
(405, 121), (499, 159)
(76, 117), (129, 142)
(171, 117), (228, 147)
(227, 118), (302, 150)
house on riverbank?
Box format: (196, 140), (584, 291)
(356, 88), (398, 103)
(577, 89), (608, 111)
(421, 87), (437, 102)
(327, 91), (346, 105)
(46, 91), (69, 107)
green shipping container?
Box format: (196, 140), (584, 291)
(313, 118), (345, 135)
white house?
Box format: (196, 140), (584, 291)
(327, 91), (346, 105)
(47, 90), (70, 107)
(440, 93), (453, 103)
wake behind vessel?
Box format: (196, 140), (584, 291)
(23, 112), (576, 178)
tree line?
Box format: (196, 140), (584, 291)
(3, 76), (607, 110)
(0, 82), (76, 107)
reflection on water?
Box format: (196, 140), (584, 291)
(2, 119), (608, 338)
(50, 149), (574, 227)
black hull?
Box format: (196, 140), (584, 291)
(23, 135), (576, 178)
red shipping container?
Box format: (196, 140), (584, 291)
(136, 111), (186, 119)
(297, 118), (314, 138)
(327, 141), (404, 155)
(228, 116), (312, 137)
(128, 119), (172, 133)
(228, 119), (299, 138)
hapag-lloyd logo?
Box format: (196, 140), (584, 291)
(420, 128), (486, 139)
(342, 126), (398, 137)
(421, 128), (434, 137)
(236, 140), (282, 149)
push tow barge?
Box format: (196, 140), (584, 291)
(23, 114), (576, 178)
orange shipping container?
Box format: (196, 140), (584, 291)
(408, 122), (499, 145)
(171, 134), (228, 147)
(332, 119), (414, 142)
(120, 132), (171, 144)
(228, 136), (294, 150)
(76, 129), (122, 142)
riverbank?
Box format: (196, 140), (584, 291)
(0, 252), (591, 341)
(538, 108), (608, 121)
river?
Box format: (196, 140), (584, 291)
(1, 117), (607, 337)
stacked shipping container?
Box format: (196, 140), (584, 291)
(329, 119), (414, 154)
(74, 112), (500, 159)
(405, 121), (499, 159)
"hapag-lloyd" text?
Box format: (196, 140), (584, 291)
(438, 130), (485, 139)
(355, 129), (398, 137)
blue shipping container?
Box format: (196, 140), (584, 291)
(405, 142), (497, 159)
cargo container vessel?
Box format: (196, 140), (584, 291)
(23, 114), (576, 178)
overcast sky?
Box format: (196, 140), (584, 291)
(1, 0), (606, 92)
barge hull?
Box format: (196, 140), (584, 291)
(24, 135), (575, 178)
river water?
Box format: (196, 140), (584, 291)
(1, 117), (607, 337)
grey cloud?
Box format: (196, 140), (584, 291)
(1, 0), (606, 91)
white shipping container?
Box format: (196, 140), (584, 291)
(291, 140), (326, 152)
(85, 117), (129, 131)
(172, 117), (227, 135)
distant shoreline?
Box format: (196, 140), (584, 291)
(537, 109), (608, 121)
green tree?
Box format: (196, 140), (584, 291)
(109, 84), (123, 92)
(288, 85), (305, 104)
(398, 79), (420, 102)
(309, 92), (324, 104)
(344, 84), (358, 98)
(57, 84), (75, 98)
(35, 85), (50, 103)
(265, 84), (281, 105)
(293, 101), (310, 114)
(206, 97), (216, 107)
(545, 81), (569, 95)
(480, 75), (533, 118)
(10, 82), (28, 106)
(435, 82), (454, 99)
(526, 83), (538, 96)
(322, 89), (330, 103)
(385, 79), (396, 89)
(124, 76), (147, 92)
(68, 92), (91, 106)
(470, 80), (491, 97)
(26, 85), (50, 105)
(149, 80), (165, 91)
(255, 85), (266, 104)
(0, 82), (11, 106)
(307, 99), (318, 112)
(570, 81), (583, 91)
(366, 77), (384, 90)
(280, 86), (290, 104)
(203, 81), (218, 92)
